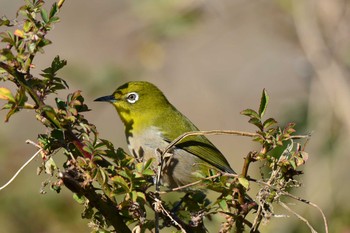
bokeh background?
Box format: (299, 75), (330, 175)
(1, 0), (350, 232)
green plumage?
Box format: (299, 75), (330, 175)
(95, 81), (235, 188)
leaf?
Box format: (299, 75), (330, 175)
(142, 169), (155, 176)
(136, 191), (146, 203)
(14, 29), (25, 38)
(238, 176), (250, 189)
(4, 106), (17, 122)
(263, 118), (277, 129)
(23, 20), (32, 32)
(130, 190), (138, 202)
(143, 158), (154, 171)
(48, 16), (60, 24)
(51, 56), (67, 73)
(259, 89), (269, 118)
(112, 176), (130, 192)
(0, 16), (12, 26)
(0, 87), (15, 102)
(41, 8), (49, 23)
(248, 117), (263, 130)
(73, 193), (86, 204)
(98, 167), (107, 184)
(240, 108), (259, 119)
(44, 157), (57, 175)
(218, 199), (229, 212)
(49, 2), (58, 18)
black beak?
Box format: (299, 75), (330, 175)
(94, 95), (116, 102)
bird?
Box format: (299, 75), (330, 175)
(94, 81), (235, 189)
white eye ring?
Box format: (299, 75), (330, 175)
(126, 92), (139, 104)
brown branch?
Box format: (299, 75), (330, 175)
(0, 62), (17, 78)
(162, 130), (309, 157)
(59, 169), (131, 233)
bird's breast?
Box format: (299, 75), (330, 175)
(127, 126), (168, 161)
(126, 126), (209, 188)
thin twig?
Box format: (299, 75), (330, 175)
(154, 149), (163, 233)
(0, 141), (43, 191)
(157, 172), (225, 194)
(162, 130), (259, 156)
(279, 201), (318, 233)
(153, 198), (187, 233)
(250, 179), (328, 233)
(162, 130), (309, 156)
(282, 192), (328, 233)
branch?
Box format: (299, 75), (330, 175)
(0, 141), (42, 191)
(0, 62), (17, 79)
(162, 130), (310, 156)
(279, 202), (317, 233)
(59, 168), (131, 233)
(157, 172), (224, 194)
(282, 192), (328, 233)
(250, 179), (328, 233)
(162, 130), (259, 156)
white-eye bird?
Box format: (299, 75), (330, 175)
(95, 81), (235, 188)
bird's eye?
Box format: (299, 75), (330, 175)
(126, 92), (139, 104)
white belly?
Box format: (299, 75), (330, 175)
(126, 127), (202, 188)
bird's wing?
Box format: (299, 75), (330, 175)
(160, 111), (235, 174)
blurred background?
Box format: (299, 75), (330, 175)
(1, 0), (350, 232)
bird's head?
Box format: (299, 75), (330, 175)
(94, 81), (171, 131)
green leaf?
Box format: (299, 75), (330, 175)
(238, 176), (250, 189)
(41, 8), (49, 23)
(73, 193), (86, 204)
(0, 16), (12, 26)
(112, 176), (130, 192)
(143, 158), (154, 171)
(263, 118), (277, 129)
(248, 117), (263, 130)
(218, 199), (229, 212)
(136, 191), (146, 203)
(142, 169), (155, 176)
(241, 108), (259, 119)
(4, 106), (17, 122)
(23, 20), (32, 32)
(130, 190), (138, 202)
(48, 16), (60, 24)
(51, 56), (67, 72)
(49, 2), (58, 18)
(98, 167), (107, 184)
(259, 89), (269, 118)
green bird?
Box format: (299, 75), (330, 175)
(95, 81), (235, 188)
